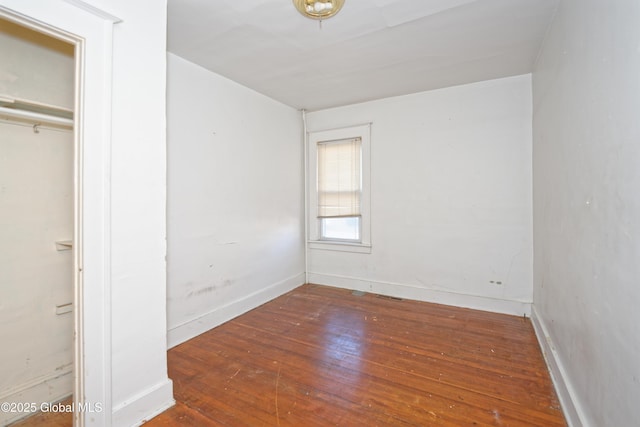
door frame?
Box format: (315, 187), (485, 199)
(0, 2), (119, 426)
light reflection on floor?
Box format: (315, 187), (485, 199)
(316, 308), (371, 396)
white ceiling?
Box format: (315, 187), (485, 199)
(167, 0), (558, 111)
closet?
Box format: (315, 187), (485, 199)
(0, 18), (75, 426)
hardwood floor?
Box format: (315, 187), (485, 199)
(9, 284), (565, 426)
(8, 398), (72, 427)
(145, 284), (565, 426)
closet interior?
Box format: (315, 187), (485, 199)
(0, 18), (75, 426)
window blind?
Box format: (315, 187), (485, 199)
(317, 137), (362, 218)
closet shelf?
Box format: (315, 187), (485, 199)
(55, 240), (73, 251)
(0, 94), (73, 128)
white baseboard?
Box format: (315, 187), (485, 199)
(167, 273), (306, 348)
(531, 306), (587, 427)
(111, 378), (175, 427)
(307, 272), (532, 316)
(0, 365), (72, 425)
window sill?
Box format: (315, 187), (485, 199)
(308, 240), (372, 254)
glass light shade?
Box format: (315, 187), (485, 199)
(293, 0), (345, 20)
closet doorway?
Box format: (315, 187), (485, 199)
(0, 17), (75, 426)
(0, 2), (119, 425)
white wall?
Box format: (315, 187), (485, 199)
(306, 75), (533, 315)
(532, 1), (640, 426)
(166, 53), (305, 347)
(101, 1), (173, 423)
(81, 0), (174, 424)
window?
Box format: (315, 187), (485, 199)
(317, 136), (362, 241)
(308, 124), (371, 253)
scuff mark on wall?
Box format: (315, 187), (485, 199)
(187, 285), (215, 298)
(186, 278), (236, 298)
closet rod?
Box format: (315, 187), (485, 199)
(0, 106), (73, 128)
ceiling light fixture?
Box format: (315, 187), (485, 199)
(293, 0), (345, 21)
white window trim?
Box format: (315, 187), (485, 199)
(307, 123), (371, 253)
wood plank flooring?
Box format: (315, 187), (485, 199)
(145, 284), (565, 426)
(9, 284), (565, 426)
(7, 398), (72, 427)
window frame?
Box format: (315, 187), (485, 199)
(308, 123), (371, 253)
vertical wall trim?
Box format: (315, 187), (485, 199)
(301, 109), (309, 283)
